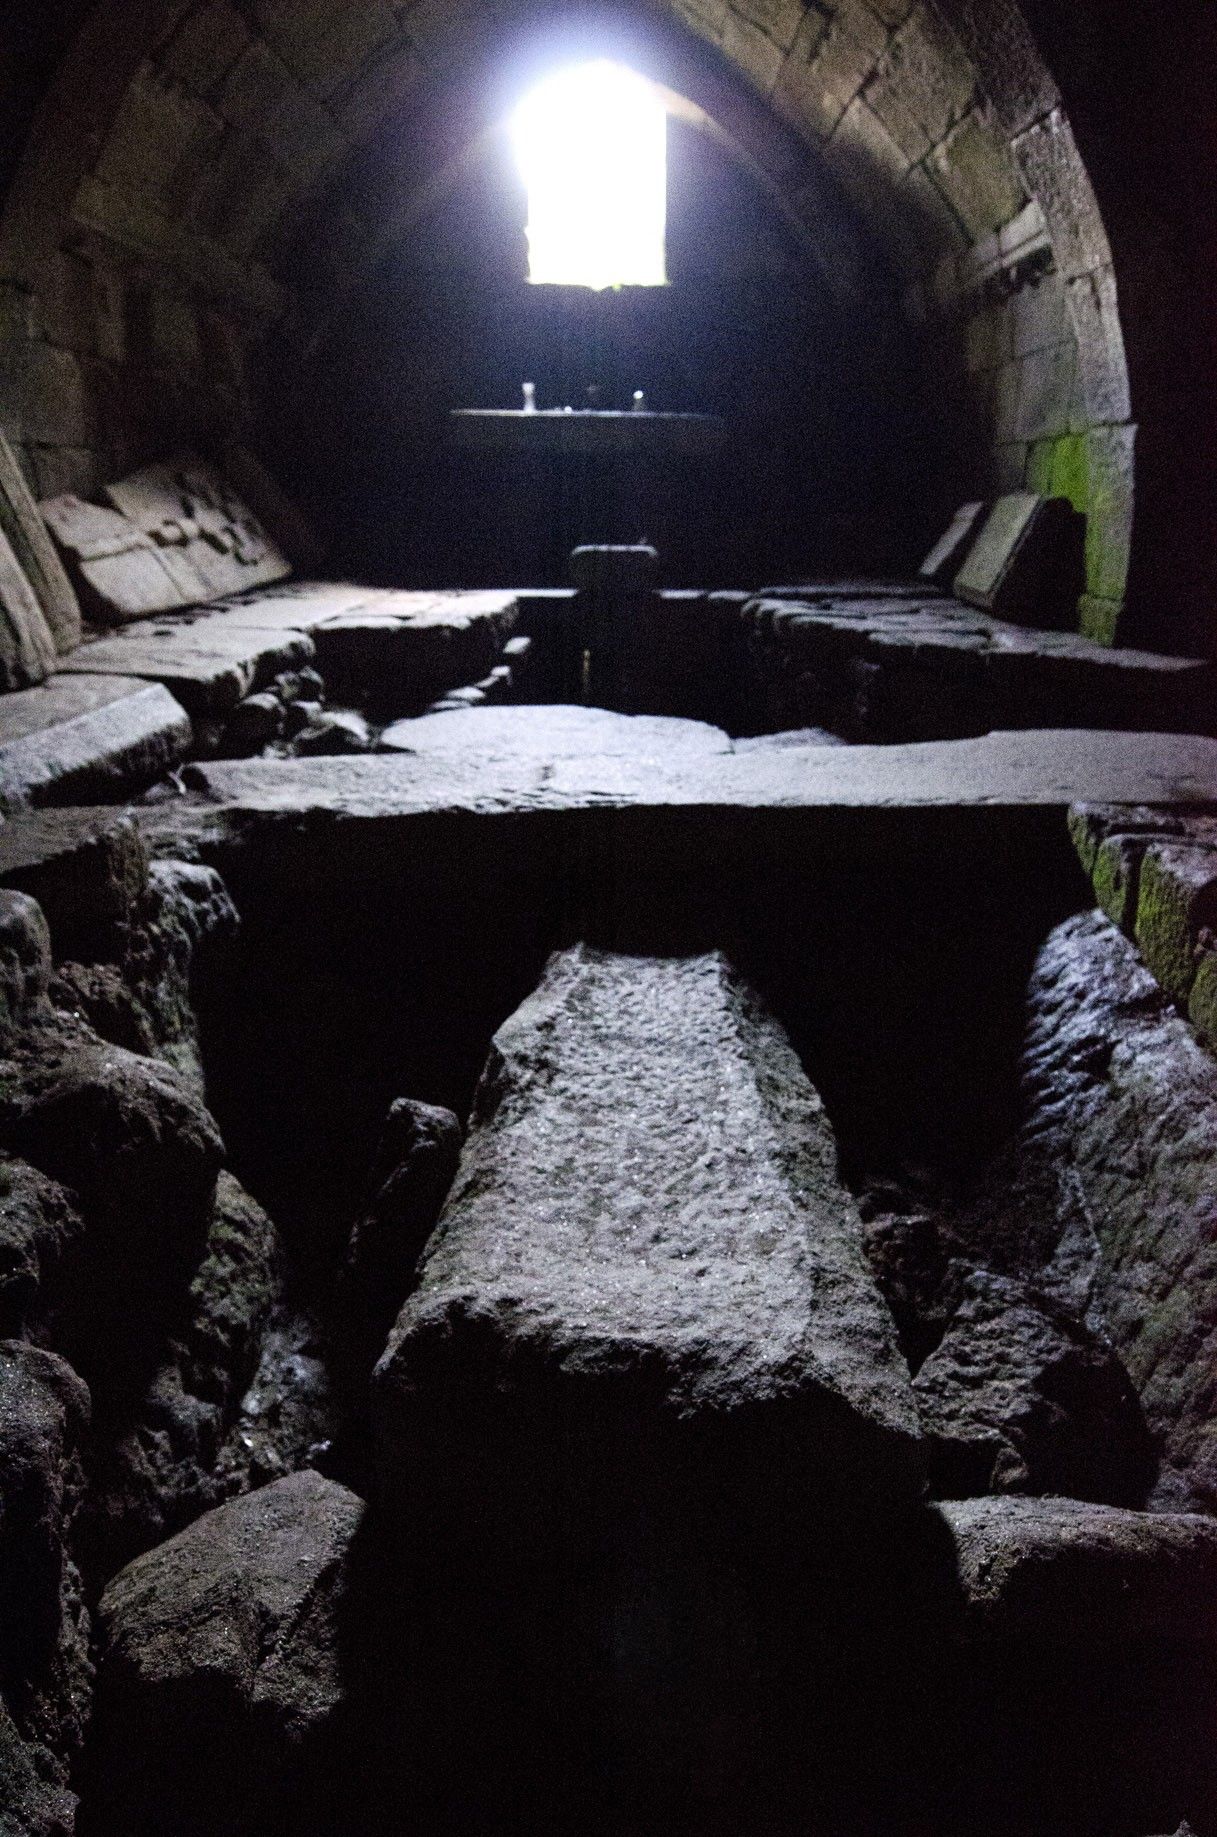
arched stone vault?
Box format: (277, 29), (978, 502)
(0, 0), (1206, 648)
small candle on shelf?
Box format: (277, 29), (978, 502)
(522, 382), (536, 413)
(632, 389), (646, 412)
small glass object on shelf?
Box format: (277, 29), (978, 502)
(522, 381), (536, 413)
(632, 389), (647, 412)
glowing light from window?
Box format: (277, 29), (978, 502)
(511, 60), (667, 289)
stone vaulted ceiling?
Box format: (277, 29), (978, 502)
(0, 0), (1212, 649)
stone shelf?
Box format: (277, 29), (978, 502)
(448, 408), (726, 458)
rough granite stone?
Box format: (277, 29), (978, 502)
(934, 1494), (1217, 1643)
(0, 891), (51, 1036)
(982, 911), (1217, 1511)
(0, 1341), (92, 1787)
(0, 676), (191, 811)
(91, 1470), (366, 1837)
(0, 1013), (224, 1398)
(374, 947), (923, 1546)
(347, 1098), (462, 1331)
(0, 810), (150, 963)
(0, 1158), (86, 1341)
(82, 1171), (286, 1579)
(1134, 841), (1217, 1009)
(912, 1269), (1152, 1504)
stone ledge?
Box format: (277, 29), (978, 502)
(0, 675), (191, 812)
(1069, 802), (1217, 1052)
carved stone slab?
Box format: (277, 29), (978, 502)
(40, 495), (192, 622)
(0, 429), (80, 653)
(40, 455), (292, 626)
(104, 455), (290, 602)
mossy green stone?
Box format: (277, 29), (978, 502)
(1189, 951), (1217, 1048)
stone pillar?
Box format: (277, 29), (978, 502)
(569, 542), (659, 708)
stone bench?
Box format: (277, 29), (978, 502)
(0, 675), (190, 812)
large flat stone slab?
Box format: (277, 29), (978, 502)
(373, 947), (923, 1543)
(378, 703), (733, 759)
(954, 491), (1083, 627)
(0, 674), (190, 810)
(0, 519), (56, 689)
(169, 729), (1217, 820)
(58, 612), (315, 715)
(0, 428), (79, 654)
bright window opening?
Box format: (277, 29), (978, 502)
(511, 60), (667, 289)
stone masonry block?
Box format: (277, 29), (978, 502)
(940, 0), (1058, 138)
(94, 60), (223, 217)
(1011, 272), (1068, 357)
(774, 0), (887, 141)
(215, 40), (296, 131)
(1135, 843), (1217, 1010)
(1013, 109), (1111, 283)
(721, 9), (787, 92)
(374, 947), (924, 1549)
(865, 2), (976, 159)
(1092, 831), (1151, 934)
(727, 0), (805, 52)
(158, 0), (253, 97)
(1188, 952), (1217, 1049)
(926, 108), (1026, 242)
(1085, 423), (1135, 605)
(0, 339), (94, 448)
(1015, 340), (1076, 443)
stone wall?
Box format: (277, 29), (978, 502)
(0, 1), (1138, 634)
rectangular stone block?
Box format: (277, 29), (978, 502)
(919, 501), (986, 584)
(0, 675), (191, 811)
(0, 521), (57, 690)
(773, 1), (885, 141)
(926, 110), (1027, 242)
(0, 807), (149, 957)
(374, 947), (923, 1548)
(954, 491), (1084, 627)
(1135, 842), (1217, 1009)
(104, 454), (291, 602)
(40, 494), (194, 621)
(0, 429), (80, 654)
(59, 613), (314, 716)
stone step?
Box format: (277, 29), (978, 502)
(164, 729), (1217, 825)
(308, 590), (520, 711)
(377, 703), (733, 759)
(0, 674), (191, 811)
(57, 611), (316, 716)
(741, 595), (1212, 738)
(935, 1495), (1217, 1642)
(0, 807), (149, 957)
(373, 947), (923, 1547)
